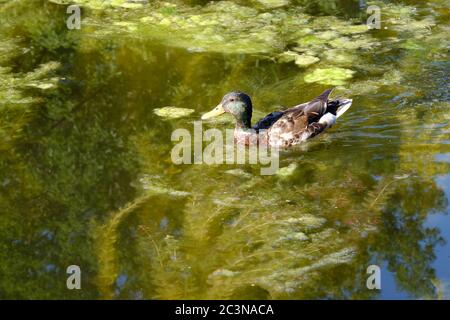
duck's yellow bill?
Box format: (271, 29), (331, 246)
(201, 103), (225, 120)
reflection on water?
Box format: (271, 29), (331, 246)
(0, 0), (449, 299)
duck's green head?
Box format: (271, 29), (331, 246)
(202, 92), (253, 128)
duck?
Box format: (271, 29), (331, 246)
(201, 89), (352, 147)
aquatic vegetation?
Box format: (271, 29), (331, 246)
(277, 50), (320, 67)
(139, 174), (191, 197)
(94, 194), (152, 299)
(125, 149), (421, 299)
(295, 34), (329, 49)
(323, 50), (356, 67)
(153, 106), (195, 119)
(329, 36), (377, 50)
(253, 0), (291, 9)
(294, 54), (320, 68)
(276, 51), (299, 64)
(333, 24), (368, 35)
(225, 169), (253, 179)
(0, 61), (61, 149)
(43, 0), (378, 57)
(400, 39), (426, 51)
(304, 67), (355, 86)
(275, 162), (298, 178)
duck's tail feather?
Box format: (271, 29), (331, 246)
(315, 88), (334, 102)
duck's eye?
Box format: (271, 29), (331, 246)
(230, 98), (235, 102)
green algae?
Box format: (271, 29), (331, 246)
(294, 54), (320, 67)
(316, 30), (340, 40)
(334, 24), (368, 35)
(253, 0), (290, 9)
(276, 51), (298, 64)
(0, 60), (61, 149)
(153, 106), (195, 119)
(209, 269), (240, 278)
(225, 169), (253, 179)
(277, 51), (319, 67)
(44, 0), (379, 56)
(295, 34), (328, 48)
(400, 39), (427, 51)
(304, 67), (355, 86)
(329, 36), (377, 50)
(280, 231), (309, 241)
(323, 50), (356, 66)
(285, 215), (327, 230)
(276, 162), (298, 178)
(139, 174), (191, 197)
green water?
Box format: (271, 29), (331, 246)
(0, 0), (449, 299)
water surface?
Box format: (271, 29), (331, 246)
(0, 0), (449, 299)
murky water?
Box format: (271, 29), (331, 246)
(0, 0), (449, 299)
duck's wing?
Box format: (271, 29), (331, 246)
(266, 89), (335, 146)
(286, 88), (332, 121)
(252, 111), (285, 131)
(253, 89), (333, 132)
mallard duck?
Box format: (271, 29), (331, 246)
(201, 89), (352, 147)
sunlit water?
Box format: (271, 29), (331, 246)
(0, 0), (449, 299)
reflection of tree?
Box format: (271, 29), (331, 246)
(0, 0), (140, 299)
(128, 161), (439, 299)
(367, 178), (447, 299)
(0, 64), (140, 299)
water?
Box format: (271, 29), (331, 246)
(0, 0), (449, 299)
